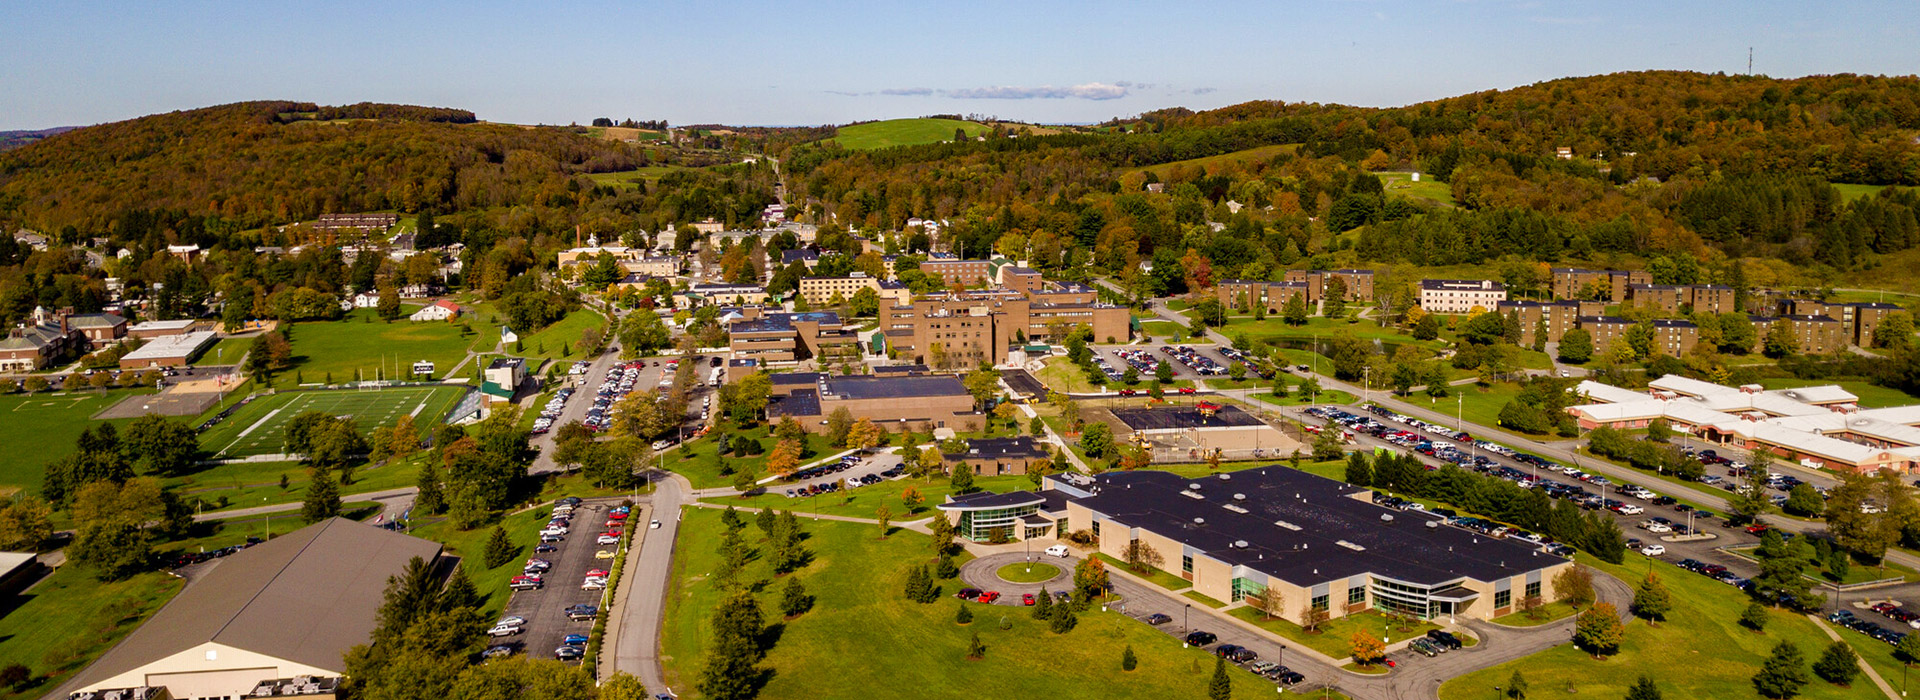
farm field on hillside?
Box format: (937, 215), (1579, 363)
(830, 118), (989, 149)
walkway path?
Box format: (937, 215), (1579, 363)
(609, 470), (687, 693)
(1809, 614), (1903, 700)
(191, 486), (418, 521)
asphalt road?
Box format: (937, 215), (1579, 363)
(614, 473), (685, 693)
(528, 350), (629, 474)
(493, 500), (626, 663)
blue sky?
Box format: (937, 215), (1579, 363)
(3, 1), (1917, 131)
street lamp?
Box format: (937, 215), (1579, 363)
(1184, 603), (1191, 634)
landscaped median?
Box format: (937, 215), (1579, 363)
(1226, 607), (1440, 661)
(585, 499), (637, 679)
(1094, 553), (1191, 591)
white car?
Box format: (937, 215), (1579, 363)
(650, 519), (661, 529)
(496, 616), (527, 627)
(487, 624), (523, 637)
(1044, 544), (1070, 558)
(1616, 505), (1644, 515)
(597, 534), (621, 545)
(582, 579), (608, 590)
(1640, 545), (1666, 557)
(1645, 523), (1672, 534)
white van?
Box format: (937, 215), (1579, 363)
(1044, 545), (1070, 558)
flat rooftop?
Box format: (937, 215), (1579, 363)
(822, 374), (967, 400)
(1064, 468), (1562, 587)
(118, 331), (217, 361)
(1109, 404), (1265, 431)
(1001, 369), (1046, 398)
(768, 388), (822, 418)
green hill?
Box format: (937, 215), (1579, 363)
(830, 118), (990, 150)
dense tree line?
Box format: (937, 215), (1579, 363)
(1346, 451), (1627, 563)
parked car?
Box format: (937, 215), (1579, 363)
(1022, 593), (1036, 606)
(595, 549), (618, 559)
(555, 645), (584, 660)
(1641, 544), (1667, 556)
(482, 645), (515, 659)
(1184, 631), (1217, 646)
(1044, 544), (1070, 557)
(1144, 613), (1172, 625)
(487, 624), (523, 637)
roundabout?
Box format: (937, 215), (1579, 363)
(959, 551), (1077, 599)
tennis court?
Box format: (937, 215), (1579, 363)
(201, 386), (467, 457)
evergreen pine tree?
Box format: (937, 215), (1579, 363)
(955, 602), (973, 624)
(1753, 640), (1810, 699)
(481, 526), (515, 569)
(1506, 670), (1528, 699)
(1208, 656), (1232, 700)
(414, 460), (445, 514)
(1122, 645), (1138, 671)
(781, 577), (812, 617)
(1049, 598), (1078, 633)
(301, 467), (341, 523)
(1032, 586), (1053, 619)
(966, 631), (986, 659)
(1631, 572), (1672, 624)
(1742, 602), (1771, 631)
(1624, 675), (1661, 700)
(934, 552), (959, 579)
(904, 565), (933, 603)
(1813, 641), (1859, 686)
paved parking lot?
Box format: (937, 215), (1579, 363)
(490, 500), (641, 662)
(763, 451), (905, 499)
(1090, 344), (1249, 384)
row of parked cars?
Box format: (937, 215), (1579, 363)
(169, 536), (265, 569)
(1159, 345), (1230, 376)
(1830, 609), (1910, 645)
(491, 497), (621, 662)
(531, 387), (577, 435)
(1214, 347), (1272, 379)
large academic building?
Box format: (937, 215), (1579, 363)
(940, 467), (1570, 623)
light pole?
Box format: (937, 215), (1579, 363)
(1184, 603), (1191, 634)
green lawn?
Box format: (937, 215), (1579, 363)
(1376, 171), (1457, 207)
(1127, 144), (1299, 182)
(711, 474), (1030, 520)
(1137, 320), (1193, 340)
(672, 427), (840, 489)
(1441, 381), (1526, 434)
(197, 385), (466, 457)
(171, 452), (427, 515)
(0, 568), (181, 700)
(660, 507), (1278, 699)
(191, 336), (254, 366)
(1227, 607), (1438, 661)
(1828, 618), (1913, 698)
(585, 165), (699, 188)
(1034, 358), (1101, 394)
(1095, 553), (1191, 591)
(1833, 182), (1920, 201)
(829, 118), (990, 150)
(408, 506), (558, 619)
(995, 562), (1061, 584)
(1438, 551), (1885, 700)
(268, 308), (474, 389)
(516, 308), (607, 361)
(0, 388), (156, 494)
(1183, 591), (1227, 608)
(1757, 378), (1920, 409)
(1489, 600), (1584, 627)
(1249, 390), (1359, 408)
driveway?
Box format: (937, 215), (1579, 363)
(494, 500), (627, 663)
(610, 471), (686, 692)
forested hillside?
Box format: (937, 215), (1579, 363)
(779, 71), (1920, 285)
(0, 101), (731, 234)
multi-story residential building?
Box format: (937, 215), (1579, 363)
(1579, 316), (1700, 357)
(1496, 300), (1602, 346)
(998, 266), (1044, 296)
(1625, 284), (1688, 316)
(1419, 279), (1507, 314)
(1781, 314), (1847, 355)
(1689, 284), (1738, 314)
(1216, 280), (1309, 314)
(1778, 299), (1904, 348)
(796, 273), (911, 307)
(920, 258), (993, 287)
(879, 288), (1130, 367)
(1550, 268), (1651, 301)
(678, 283), (770, 307)
(1282, 269), (1376, 303)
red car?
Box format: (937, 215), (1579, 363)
(1118, 389), (1137, 396)
(1022, 593), (1036, 606)
(1178, 387), (1196, 394)
(586, 569), (610, 578)
(1744, 524), (1769, 534)
(978, 591), (1001, 604)
(607, 512), (629, 520)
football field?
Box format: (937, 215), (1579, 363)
(202, 386), (466, 457)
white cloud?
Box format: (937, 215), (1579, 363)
(940, 82), (1131, 100)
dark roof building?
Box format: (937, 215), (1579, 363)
(949, 436), (1051, 475)
(761, 372), (981, 433)
(58, 519), (443, 700)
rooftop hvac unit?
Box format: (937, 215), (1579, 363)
(1234, 540), (1249, 548)
(1193, 517), (1206, 526)
(1425, 521), (1439, 529)
(1218, 473), (1231, 480)
(1189, 483), (1203, 490)
(1233, 493), (1246, 501)
(1380, 514), (1394, 523)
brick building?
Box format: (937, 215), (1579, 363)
(920, 259), (993, 287)
(1419, 279), (1507, 314)
(1282, 269), (1376, 303)
(764, 372), (982, 433)
(1496, 300), (1602, 345)
(1551, 268), (1650, 301)
(1579, 316), (1700, 357)
(728, 311), (860, 363)
(880, 288), (1130, 367)
(1216, 280), (1309, 314)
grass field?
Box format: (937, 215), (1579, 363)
(671, 427), (840, 489)
(1138, 320), (1192, 340)
(1757, 377), (1920, 409)
(516, 308), (607, 361)
(585, 165), (697, 189)
(408, 506), (555, 619)
(273, 309), (473, 389)
(198, 386), (466, 457)
(1376, 171), (1457, 207)
(0, 568), (181, 700)
(171, 453), (427, 515)
(829, 118), (990, 150)
(1438, 551), (1884, 700)
(0, 389), (155, 493)
(1249, 389), (1359, 407)
(1227, 607), (1438, 661)
(191, 336), (253, 366)
(709, 474), (1031, 520)
(1833, 182), (1920, 201)
(1127, 144), (1299, 181)
(659, 507), (1279, 699)
(1035, 357), (1101, 393)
